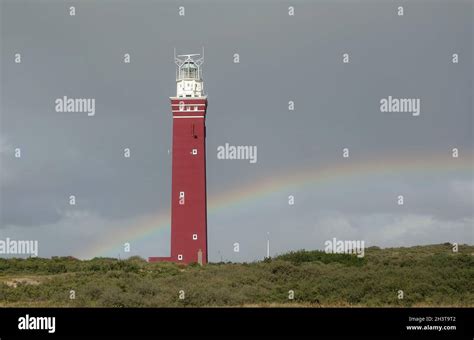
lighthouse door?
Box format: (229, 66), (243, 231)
(197, 249), (203, 266)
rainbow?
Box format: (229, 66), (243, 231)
(81, 152), (472, 258)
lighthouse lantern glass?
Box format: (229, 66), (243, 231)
(175, 53), (204, 98)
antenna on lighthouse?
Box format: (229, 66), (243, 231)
(195, 47), (204, 66)
(178, 54), (200, 58)
(174, 48), (185, 67)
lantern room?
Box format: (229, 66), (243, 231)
(175, 51), (204, 98)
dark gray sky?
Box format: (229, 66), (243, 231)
(1, 0), (473, 261)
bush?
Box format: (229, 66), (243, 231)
(0, 244), (472, 307)
(274, 249), (366, 266)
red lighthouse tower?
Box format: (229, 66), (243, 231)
(149, 51), (208, 265)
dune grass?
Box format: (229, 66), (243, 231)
(0, 243), (472, 307)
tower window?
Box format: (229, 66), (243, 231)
(192, 234), (198, 240)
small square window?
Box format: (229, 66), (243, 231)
(192, 149), (197, 155)
(192, 234), (198, 240)
(178, 254), (183, 261)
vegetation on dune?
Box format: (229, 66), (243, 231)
(0, 244), (472, 307)
(274, 249), (366, 266)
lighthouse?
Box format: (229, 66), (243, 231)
(149, 51), (208, 265)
